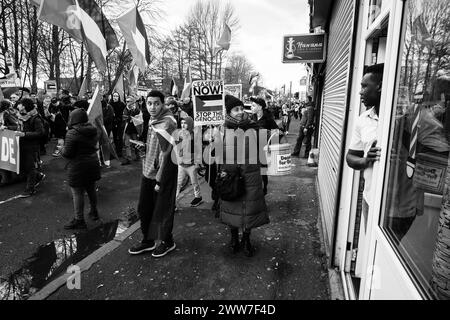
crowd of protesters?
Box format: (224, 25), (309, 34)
(0, 86), (314, 258)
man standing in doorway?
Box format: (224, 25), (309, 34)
(128, 90), (178, 258)
(346, 64), (384, 227)
(291, 95), (315, 158)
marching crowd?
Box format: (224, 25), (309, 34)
(0, 87), (315, 258)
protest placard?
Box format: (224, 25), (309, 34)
(137, 86), (148, 98)
(0, 129), (20, 174)
(224, 84), (242, 100)
(192, 80), (225, 126)
(44, 80), (57, 96)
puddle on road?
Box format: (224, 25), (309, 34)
(0, 218), (134, 300)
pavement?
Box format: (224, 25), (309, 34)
(0, 118), (334, 300)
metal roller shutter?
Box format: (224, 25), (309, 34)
(317, 0), (356, 248)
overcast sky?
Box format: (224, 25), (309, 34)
(155, 0), (310, 93)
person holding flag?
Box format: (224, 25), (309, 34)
(128, 90), (178, 258)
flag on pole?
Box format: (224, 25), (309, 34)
(87, 86), (118, 160)
(77, 0), (119, 51)
(38, 0), (116, 73)
(117, 6), (151, 71)
(170, 77), (179, 97)
(113, 73), (125, 101)
(75, 0), (112, 73)
(217, 22), (231, 50)
(127, 63), (139, 95)
(180, 66), (192, 101)
(78, 76), (87, 98)
(249, 72), (259, 94)
(37, 0), (83, 42)
(131, 112), (144, 136)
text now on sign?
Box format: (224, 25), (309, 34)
(192, 80), (225, 126)
(0, 129), (20, 174)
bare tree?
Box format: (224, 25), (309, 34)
(225, 53), (254, 84)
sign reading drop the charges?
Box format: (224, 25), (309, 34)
(192, 80), (225, 126)
(0, 129), (20, 174)
(282, 33), (326, 63)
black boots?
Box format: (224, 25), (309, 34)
(229, 228), (255, 257)
(241, 231), (255, 257)
(229, 227), (240, 254)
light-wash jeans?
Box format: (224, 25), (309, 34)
(176, 165), (201, 199)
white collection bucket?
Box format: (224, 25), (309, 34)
(263, 133), (292, 176)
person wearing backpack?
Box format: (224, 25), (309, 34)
(217, 95), (269, 257)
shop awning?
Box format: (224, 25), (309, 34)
(310, 0), (333, 29)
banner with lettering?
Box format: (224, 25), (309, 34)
(192, 80), (225, 126)
(0, 129), (20, 173)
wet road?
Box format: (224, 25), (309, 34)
(0, 145), (142, 298)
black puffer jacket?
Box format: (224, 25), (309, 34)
(61, 121), (101, 187)
(219, 116), (269, 230)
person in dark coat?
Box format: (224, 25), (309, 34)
(291, 95), (315, 158)
(61, 108), (101, 230)
(219, 95), (269, 257)
(181, 96), (194, 118)
(48, 97), (67, 157)
(16, 98), (46, 197)
(110, 91), (126, 157)
(101, 95), (114, 137)
(58, 89), (72, 124)
(250, 97), (280, 195)
(0, 99), (18, 130)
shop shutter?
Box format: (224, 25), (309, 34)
(317, 0), (356, 248)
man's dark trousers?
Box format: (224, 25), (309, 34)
(292, 127), (313, 157)
(137, 174), (177, 243)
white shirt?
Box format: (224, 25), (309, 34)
(348, 107), (379, 204)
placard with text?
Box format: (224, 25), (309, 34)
(0, 129), (20, 174)
(192, 80), (225, 126)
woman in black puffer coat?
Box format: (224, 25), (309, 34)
(219, 95), (269, 257)
(61, 108), (101, 230)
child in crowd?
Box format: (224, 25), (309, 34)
(175, 116), (203, 207)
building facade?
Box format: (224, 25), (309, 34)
(312, 0), (450, 299)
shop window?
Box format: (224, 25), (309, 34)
(368, 0), (384, 27)
(381, 0), (450, 299)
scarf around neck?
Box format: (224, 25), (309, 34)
(225, 112), (258, 130)
(18, 108), (38, 122)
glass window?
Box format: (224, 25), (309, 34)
(368, 0), (383, 26)
(381, 0), (450, 299)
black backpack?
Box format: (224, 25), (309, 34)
(215, 166), (245, 201)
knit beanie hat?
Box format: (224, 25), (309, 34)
(225, 94), (244, 114)
(68, 108), (88, 127)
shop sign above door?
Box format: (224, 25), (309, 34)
(282, 33), (327, 63)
